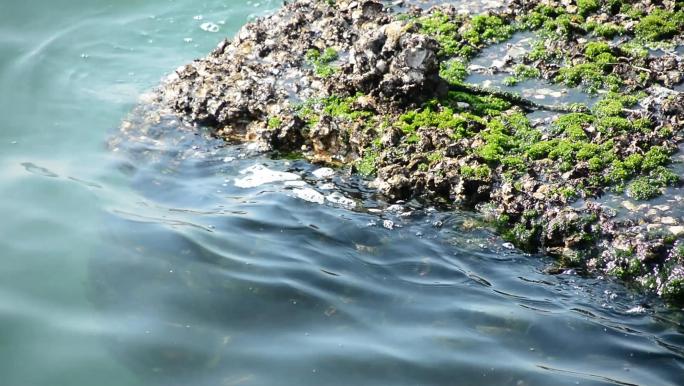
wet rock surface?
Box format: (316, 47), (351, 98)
(128, 0), (684, 304)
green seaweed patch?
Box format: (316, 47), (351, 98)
(306, 47), (339, 78)
(609, 248), (645, 280)
(473, 112), (541, 168)
(626, 164), (679, 200)
(477, 117), (522, 163)
(634, 9), (684, 42)
(502, 220), (543, 251)
(527, 39), (559, 61)
(618, 41), (649, 59)
(577, 0), (599, 17)
(397, 105), (471, 139)
(461, 14), (515, 48)
(295, 94), (373, 127)
(627, 177), (662, 200)
(417, 11), (463, 57)
(427, 151), (444, 164)
(445, 91), (511, 116)
(357, 149), (379, 176)
(520, 5), (578, 37)
(418, 12), (515, 58)
(662, 278), (684, 304)
(320, 95), (373, 120)
(267, 116), (282, 129)
(295, 99), (320, 126)
(584, 21), (625, 38)
(503, 64), (541, 86)
(460, 164), (491, 179)
(555, 62), (621, 94)
(553, 112), (593, 141)
(440, 59), (468, 85)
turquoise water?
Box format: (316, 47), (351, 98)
(1, 1), (683, 385)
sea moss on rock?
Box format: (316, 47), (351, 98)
(145, 0), (684, 304)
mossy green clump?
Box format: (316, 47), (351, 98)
(305, 47), (339, 77)
(591, 93), (642, 135)
(427, 151), (444, 164)
(521, 5), (580, 37)
(626, 166), (679, 200)
(503, 64), (541, 86)
(503, 221), (543, 251)
(295, 99), (320, 126)
(474, 112), (543, 166)
(585, 21), (625, 38)
(320, 95), (373, 120)
(521, 5), (563, 30)
(295, 94), (373, 127)
(462, 14), (515, 47)
(527, 39), (556, 61)
(398, 105), (470, 139)
(440, 59), (468, 85)
(609, 248), (644, 280)
(460, 164), (492, 179)
(619, 41), (649, 59)
(555, 63), (621, 93)
(267, 116), (282, 129)
(641, 146), (671, 171)
(627, 177), (662, 200)
(418, 12), (515, 58)
(593, 96), (625, 118)
(661, 279), (684, 303)
(445, 91), (511, 116)
(634, 9), (684, 42)
(357, 149), (379, 176)
(554, 113), (593, 140)
(583, 41), (613, 59)
(577, 0), (599, 17)
(417, 11), (462, 57)
(473, 112), (541, 167)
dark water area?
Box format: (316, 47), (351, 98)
(1, 1), (684, 386)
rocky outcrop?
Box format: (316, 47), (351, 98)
(139, 0), (684, 304)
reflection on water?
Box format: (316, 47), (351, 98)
(90, 110), (684, 386)
(0, 1), (683, 386)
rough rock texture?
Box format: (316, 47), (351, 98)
(134, 0), (684, 304)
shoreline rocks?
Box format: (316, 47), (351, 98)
(137, 0), (684, 304)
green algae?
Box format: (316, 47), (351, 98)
(408, 0), (684, 301)
(503, 64), (541, 86)
(440, 59), (468, 85)
(267, 116), (282, 129)
(417, 11), (462, 57)
(584, 21), (625, 38)
(555, 63), (621, 94)
(398, 105), (470, 139)
(417, 12), (514, 58)
(460, 164), (491, 179)
(322, 1), (681, 300)
(627, 177), (663, 200)
(577, 0), (599, 17)
(357, 149), (379, 176)
(553, 113), (592, 141)
(462, 14), (515, 47)
(296, 94), (373, 127)
(320, 95), (373, 120)
(634, 9), (684, 41)
(306, 47), (339, 77)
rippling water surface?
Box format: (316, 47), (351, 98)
(1, 1), (684, 385)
